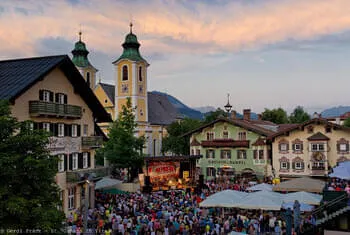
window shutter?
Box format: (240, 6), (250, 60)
(301, 162), (304, 169)
(206, 150), (209, 158)
(212, 150), (215, 158)
(228, 150), (231, 159)
(65, 124), (71, 137)
(69, 154), (73, 170)
(55, 93), (59, 103)
(220, 150), (223, 159)
(54, 123), (58, 136)
(206, 167), (209, 176)
(64, 94), (68, 104)
(300, 144), (303, 151)
(64, 154), (68, 171)
(286, 144), (289, 150)
(87, 152), (91, 168)
(78, 153), (83, 169)
(213, 168), (216, 176)
(278, 144), (281, 151)
(337, 144), (340, 152)
(292, 162), (295, 169)
(253, 150), (257, 159)
(38, 122), (43, 130)
(77, 125), (81, 137)
(49, 91), (54, 102)
(33, 122), (39, 130)
(292, 144), (296, 151)
(39, 90), (44, 100)
(50, 123), (55, 135)
(287, 162), (290, 169)
(346, 144), (349, 152)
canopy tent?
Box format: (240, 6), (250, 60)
(237, 190), (284, 211)
(282, 202), (314, 212)
(100, 188), (129, 195)
(200, 190), (248, 208)
(329, 161), (350, 180)
(247, 183), (273, 191)
(283, 191), (322, 205)
(95, 177), (122, 190)
(272, 177), (325, 193)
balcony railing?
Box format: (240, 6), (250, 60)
(29, 100), (82, 119)
(311, 167), (326, 176)
(82, 136), (103, 149)
(66, 166), (110, 183)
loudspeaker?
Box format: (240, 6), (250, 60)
(144, 176), (151, 186)
(199, 174), (204, 187)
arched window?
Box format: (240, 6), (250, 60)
(86, 72), (90, 86)
(138, 66), (143, 81)
(122, 65), (128, 81)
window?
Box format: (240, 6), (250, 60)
(43, 122), (51, 132)
(57, 93), (65, 104)
(281, 162), (288, 169)
(68, 188), (75, 210)
(295, 162), (302, 170)
(237, 150), (247, 159)
(71, 124), (78, 137)
(58, 154), (65, 172)
(221, 150), (231, 159)
(43, 90), (51, 102)
(83, 152), (88, 169)
(279, 143), (288, 151)
(206, 132), (214, 140)
(207, 167), (215, 177)
(312, 161), (325, 169)
(293, 144), (302, 151)
(121, 84), (129, 93)
(196, 149), (200, 155)
(86, 72), (90, 86)
(104, 99), (108, 104)
(223, 131), (229, 139)
(138, 66), (143, 81)
(339, 143), (348, 151)
(325, 126), (332, 133)
(122, 65), (128, 81)
(307, 126), (314, 133)
(258, 150), (264, 159)
(83, 124), (88, 136)
(58, 190), (63, 211)
(58, 123), (64, 137)
(140, 109), (143, 116)
(238, 132), (246, 140)
(206, 149), (215, 159)
(72, 153), (78, 170)
(311, 143), (325, 151)
(191, 149), (194, 155)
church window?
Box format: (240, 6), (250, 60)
(122, 65), (128, 81)
(139, 66), (143, 81)
(140, 109), (143, 116)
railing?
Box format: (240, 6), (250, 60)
(29, 100), (82, 118)
(66, 166), (110, 183)
(81, 136), (103, 149)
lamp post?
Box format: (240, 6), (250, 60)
(224, 93), (232, 114)
(83, 179), (90, 234)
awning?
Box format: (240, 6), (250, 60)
(95, 177), (122, 190)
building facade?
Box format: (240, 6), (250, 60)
(0, 55), (111, 215)
(187, 113), (275, 180)
(270, 118), (350, 179)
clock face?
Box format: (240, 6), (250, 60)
(139, 85), (143, 94)
(122, 84), (128, 93)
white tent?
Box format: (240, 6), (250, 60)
(247, 183), (273, 191)
(200, 190), (248, 208)
(95, 177), (122, 190)
(237, 190), (284, 210)
(329, 161), (350, 180)
(283, 191), (322, 205)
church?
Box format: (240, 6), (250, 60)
(71, 24), (181, 157)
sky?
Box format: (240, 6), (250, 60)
(1, 0), (350, 114)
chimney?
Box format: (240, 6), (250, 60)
(258, 114), (262, 120)
(243, 109), (251, 120)
(230, 110), (237, 119)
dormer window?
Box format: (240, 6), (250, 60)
(122, 65), (128, 81)
(138, 66), (143, 81)
(206, 132), (214, 140)
(238, 132), (246, 140)
(223, 131), (229, 139)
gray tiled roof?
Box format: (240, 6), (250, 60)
(99, 83), (115, 104)
(0, 55), (66, 100)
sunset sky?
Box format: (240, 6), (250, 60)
(1, 0), (350, 113)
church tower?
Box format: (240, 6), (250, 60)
(72, 31), (98, 90)
(113, 23), (149, 123)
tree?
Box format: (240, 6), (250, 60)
(343, 117), (350, 127)
(99, 98), (144, 182)
(203, 108), (228, 124)
(162, 118), (202, 155)
(261, 108), (289, 124)
(289, 106), (310, 124)
(0, 100), (65, 232)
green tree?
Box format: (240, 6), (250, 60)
(0, 100), (65, 232)
(289, 106), (310, 124)
(162, 118), (202, 155)
(343, 117), (350, 127)
(99, 98), (144, 182)
(261, 107), (289, 124)
(203, 108), (227, 124)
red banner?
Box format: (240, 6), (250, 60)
(147, 161), (180, 182)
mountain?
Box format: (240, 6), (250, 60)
(151, 91), (204, 120)
(193, 106), (216, 113)
(321, 106), (350, 118)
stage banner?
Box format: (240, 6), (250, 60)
(147, 161), (180, 182)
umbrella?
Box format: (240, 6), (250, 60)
(237, 190), (284, 210)
(282, 202), (314, 212)
(272, 177), (325, 193)
(200, 190), (247, 208)
(329, 162), (350, 180)
(95, 177), (122, 190)
(283, 191), (322, 205)
(247, 183), (273, 191)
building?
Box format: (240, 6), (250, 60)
(186, 109), (277, 180)
(0, 55), (111, 215)
(326, 112), (350, 125)
(269, 118), (350, 179)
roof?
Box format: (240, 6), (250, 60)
(268, 118), (350, 140)
(278, 124), (299, 132)
(0, 55), (111, 123)
(99, 83), (115, 104)
(147, 92), (179, 125)
(307, 132), (330, 141)
(183, 117), (275, 137)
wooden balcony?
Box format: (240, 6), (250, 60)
(29, 100), (82, 119)
(82, 136), (103, 149)
(66, 166), (110, 183)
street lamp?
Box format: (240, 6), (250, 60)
(224, 93), (232, 114)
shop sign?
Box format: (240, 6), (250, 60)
(207, 160), (246, 165)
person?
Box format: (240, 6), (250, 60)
(274, 221), (281, 235)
